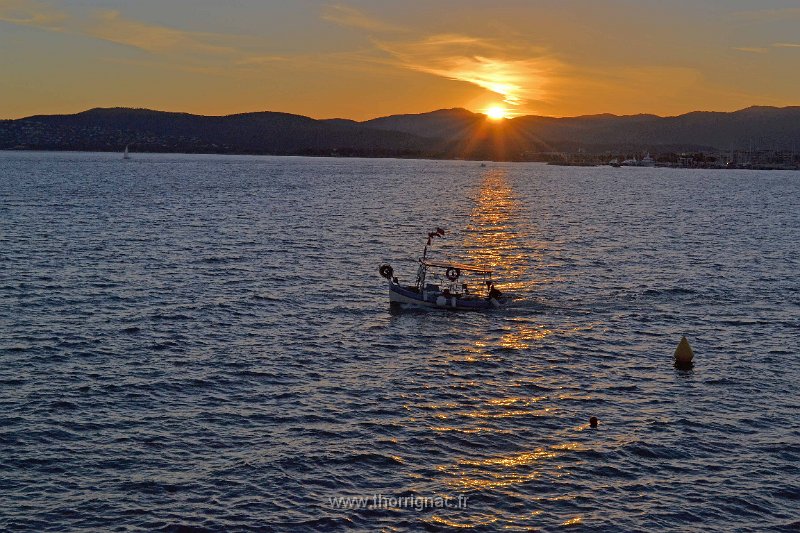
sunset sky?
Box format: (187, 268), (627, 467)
(2, 0), (799, 120)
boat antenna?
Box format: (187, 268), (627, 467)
(422, 227), (445, 261)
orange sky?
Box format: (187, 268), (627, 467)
(2, 1), (800, 120)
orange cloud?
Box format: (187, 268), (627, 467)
(0, 3), (295, 76)
(0, 0), (66, 29)
(375, 34), (562, 111)
(86, 10), (240, 56)
(322, 4), (406, 32)
(733, 47), (768, 54)
(0, 2), (263, 60)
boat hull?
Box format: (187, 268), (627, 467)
(388, 283), (504, 311)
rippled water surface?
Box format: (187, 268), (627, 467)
(1, 152), (799, 532)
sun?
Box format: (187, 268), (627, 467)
(485, 105), (507, 120)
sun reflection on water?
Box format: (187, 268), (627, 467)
(460, 168), (537, 295)
(410, 169), (586, 528)
(433, 442), (584, 492)
(499, 321), (552, 349)
(562, 516), (584, 526)
(429, 514), (499, 529)
(486, 396), (546, 407)
(458, 449), (558, 467)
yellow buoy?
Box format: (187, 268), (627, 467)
(674, 336), (694, 366)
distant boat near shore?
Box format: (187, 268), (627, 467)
(620, 153), (655, 167)
(123, 145), (131, 160)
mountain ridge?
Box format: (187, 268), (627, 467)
(2, 105), (799, 160)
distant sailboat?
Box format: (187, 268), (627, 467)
(123, 145), (131, 160)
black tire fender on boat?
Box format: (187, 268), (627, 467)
(379, 264), (394, 280)
(445, 267), (460, 281)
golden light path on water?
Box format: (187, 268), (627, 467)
(463, 168), (551, 352)
(462, 168), (530, 291)
(388, 167), (639, 529)
(411, 168), (587, 529)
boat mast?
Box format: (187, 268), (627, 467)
(418, 228), (445, 289)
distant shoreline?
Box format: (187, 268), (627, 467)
(2, 106), (799, 169)
(2, 148), (798, 171)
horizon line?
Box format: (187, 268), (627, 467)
(4, 104), (800, 123)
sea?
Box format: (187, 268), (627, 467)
(1, 151), (798, 532)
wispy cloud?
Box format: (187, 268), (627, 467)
(728, 7), (800, 22)
(318, 4), (564, 112)
(0, 1), (246, 57)
(732, 42), (800, 54)
(0, 1), (295, 75)
(0, 0), (66, 29)
(733, 46), (768, 54)
(86, 10), (239, 56)
(375, 34), (561, 109)
(322, 4), (405, 32)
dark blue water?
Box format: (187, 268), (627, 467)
(1, 152), (798, 532)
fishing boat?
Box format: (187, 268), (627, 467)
(379, 228), (510, 310)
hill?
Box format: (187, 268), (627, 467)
(2, 105), (800, 160)
(0, 108), (431, 157)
